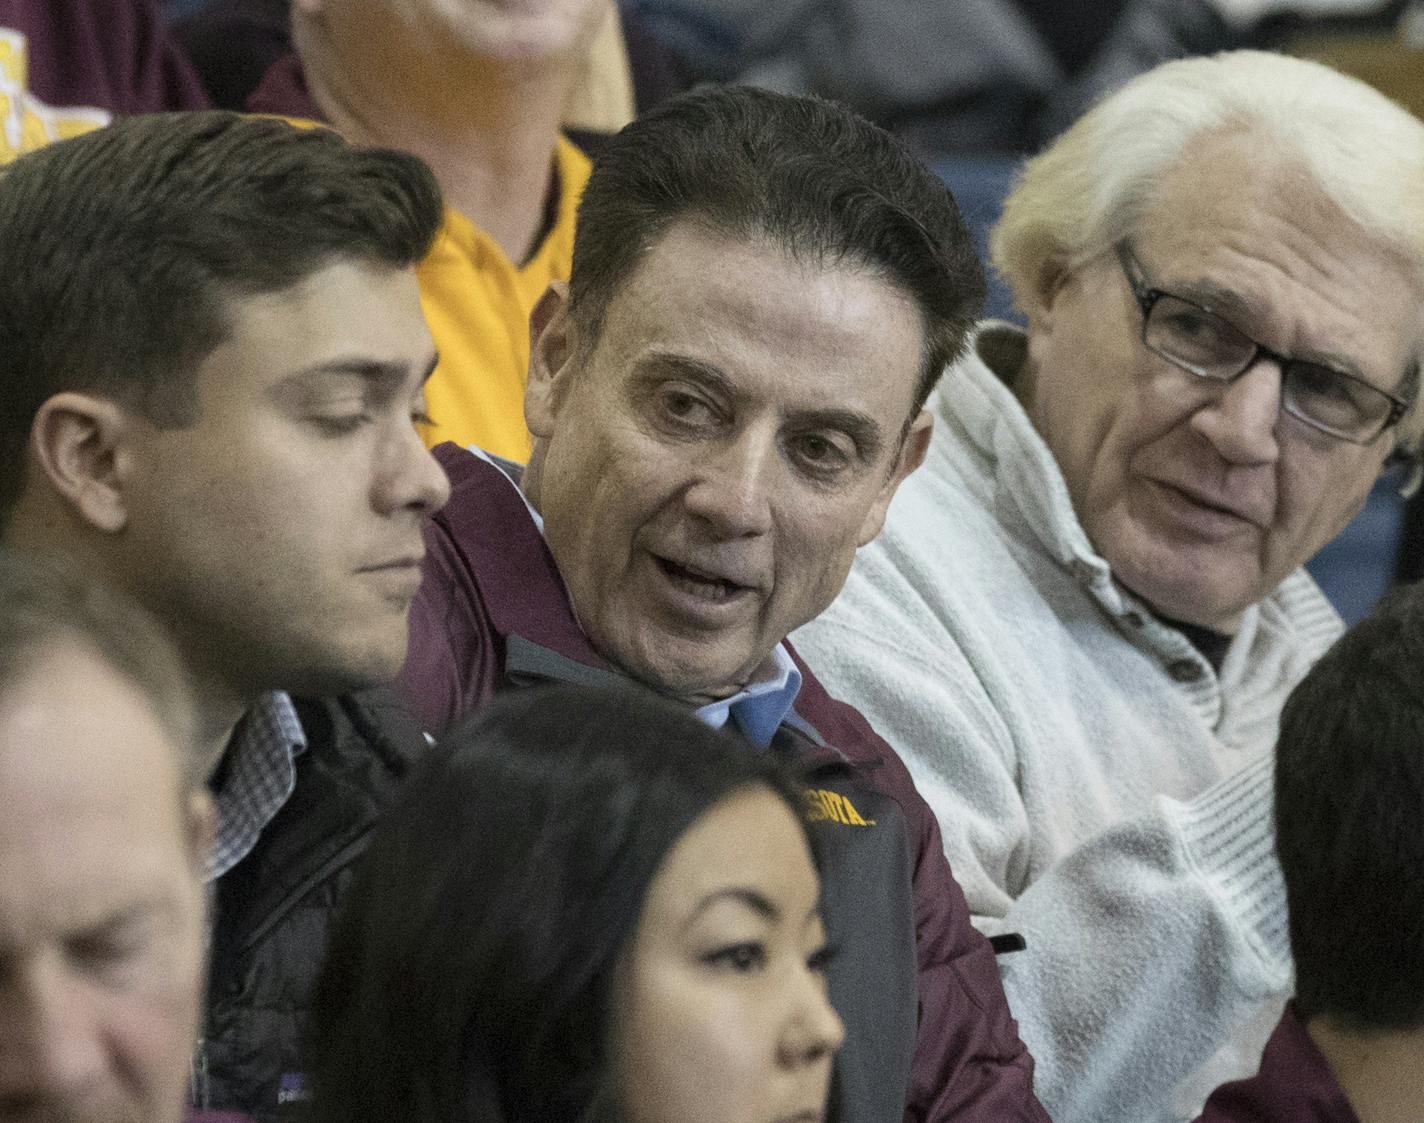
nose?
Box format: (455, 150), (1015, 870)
(0, 959), (107, 1105)
(1188, 356), (1282, 466)
(372, 422), (452, 517)
(681, 430), (775, 538)
(776, 971), (846, 1070)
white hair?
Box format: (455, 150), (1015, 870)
(993, 49), (1424, 303)
(991, 49), (1424, 442)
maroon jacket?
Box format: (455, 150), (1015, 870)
(1195, 1004), (1359, 1123)
(0, 0), (210, 115)
(402, 444), (1048, 1122)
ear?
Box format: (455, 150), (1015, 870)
(184, 790), (218, 877)
(1024, 255), (1070, 331)
(524, 281), (579, 440)
(29, 393), (137, 534)
(856, 409), (933, 546)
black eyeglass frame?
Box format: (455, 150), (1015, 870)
(1113, 240), (1413, 447)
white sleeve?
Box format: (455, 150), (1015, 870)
(998, 754), (1291, 1122)
(794, 614), (1292, 1123)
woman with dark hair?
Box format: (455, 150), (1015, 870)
(308, 682), (843, 1123)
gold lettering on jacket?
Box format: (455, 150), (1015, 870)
(803, 789), (876, 827)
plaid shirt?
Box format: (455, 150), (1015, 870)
(206, 692), (306, 880)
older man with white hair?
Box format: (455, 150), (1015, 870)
(793, 50), (1424, 1123)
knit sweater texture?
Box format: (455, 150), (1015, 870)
(792, 322), (1343, 1123)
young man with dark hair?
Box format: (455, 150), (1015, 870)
(0, 111), (451, 1121)
(1197, 581), (1424, 1123)
(0, 549), (212, 1123)
(403, 84), (1046, 1121)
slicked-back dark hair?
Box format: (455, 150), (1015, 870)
(0, 547), (197, 782)
(0, 111), (442, 515)
(568, 85), (984, 419)
(309, 682), (822, 1123)
(1275, 581), (1424, 1030)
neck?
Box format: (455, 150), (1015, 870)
(190, 673), (249, 783)
(299, 19), (575, 264)
(1309, 1016), (1424, 1123)
(3, 501), (249, 781)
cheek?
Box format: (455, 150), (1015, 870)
(101, 957), (203, 1104)
(772, 507), (872, 620)
(1277, 451), (1380, 555)
(1030, 329), (1180, 507)
(619, 977), (769, 1122)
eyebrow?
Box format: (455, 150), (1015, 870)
(684, 888), (780, 931)
(278, 353), (440, 392)
(640, 351), (885, 460)
(1176, 277), (1256, 323)
(1172, 280), (1378, 382)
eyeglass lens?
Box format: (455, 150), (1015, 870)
(1144, 295), (1394, 440)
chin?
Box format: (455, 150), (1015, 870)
(1123, 569), (1252, 630)
(623, 640), (752, 701)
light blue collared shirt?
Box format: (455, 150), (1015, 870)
(694, 643), (803, 748)
(468, 445), (805, 746)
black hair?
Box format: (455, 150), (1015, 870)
(0, 110), (442, 516)
(309, 682), (819, 1123)
(1275, 581), (1424, 1030)
(569, 84), (984, 419)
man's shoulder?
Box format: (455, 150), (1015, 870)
(785, 643), (929, 821)
(423, 444), (562, 608)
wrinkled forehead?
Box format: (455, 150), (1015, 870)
(1135, 133), (1424, 393)
(597, 225), (927, 400)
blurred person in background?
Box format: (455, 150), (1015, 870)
(630, 0), (1238, 156)
(0, 112), (450, 1121)
(793, 49), (1424, 1123)
(311, 685), (844, 1123)
(0, 550), (211, 1123)
(1197, 581), (1424, 1123)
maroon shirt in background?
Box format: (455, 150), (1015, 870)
(0, 0), (210, 114)
(244, 51), (319, 118)
(402, 444), (1051, 1122)
(1195, 1004), (1360, 1123)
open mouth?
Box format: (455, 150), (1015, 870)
(654, 556), (752, 603)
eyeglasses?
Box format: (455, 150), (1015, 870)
(1114, 241), (1413, 446)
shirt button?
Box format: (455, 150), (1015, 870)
(1123, 611), (1144, 628)
(1167, 659), (1204, 684)
(1070, 559), (1096, 585)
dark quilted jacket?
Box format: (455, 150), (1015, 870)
(199, 691), (427, 1122)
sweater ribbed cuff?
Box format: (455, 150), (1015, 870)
(1171, 753), (1291, 982)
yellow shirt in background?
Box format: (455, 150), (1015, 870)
(417, 136), (590, 462)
